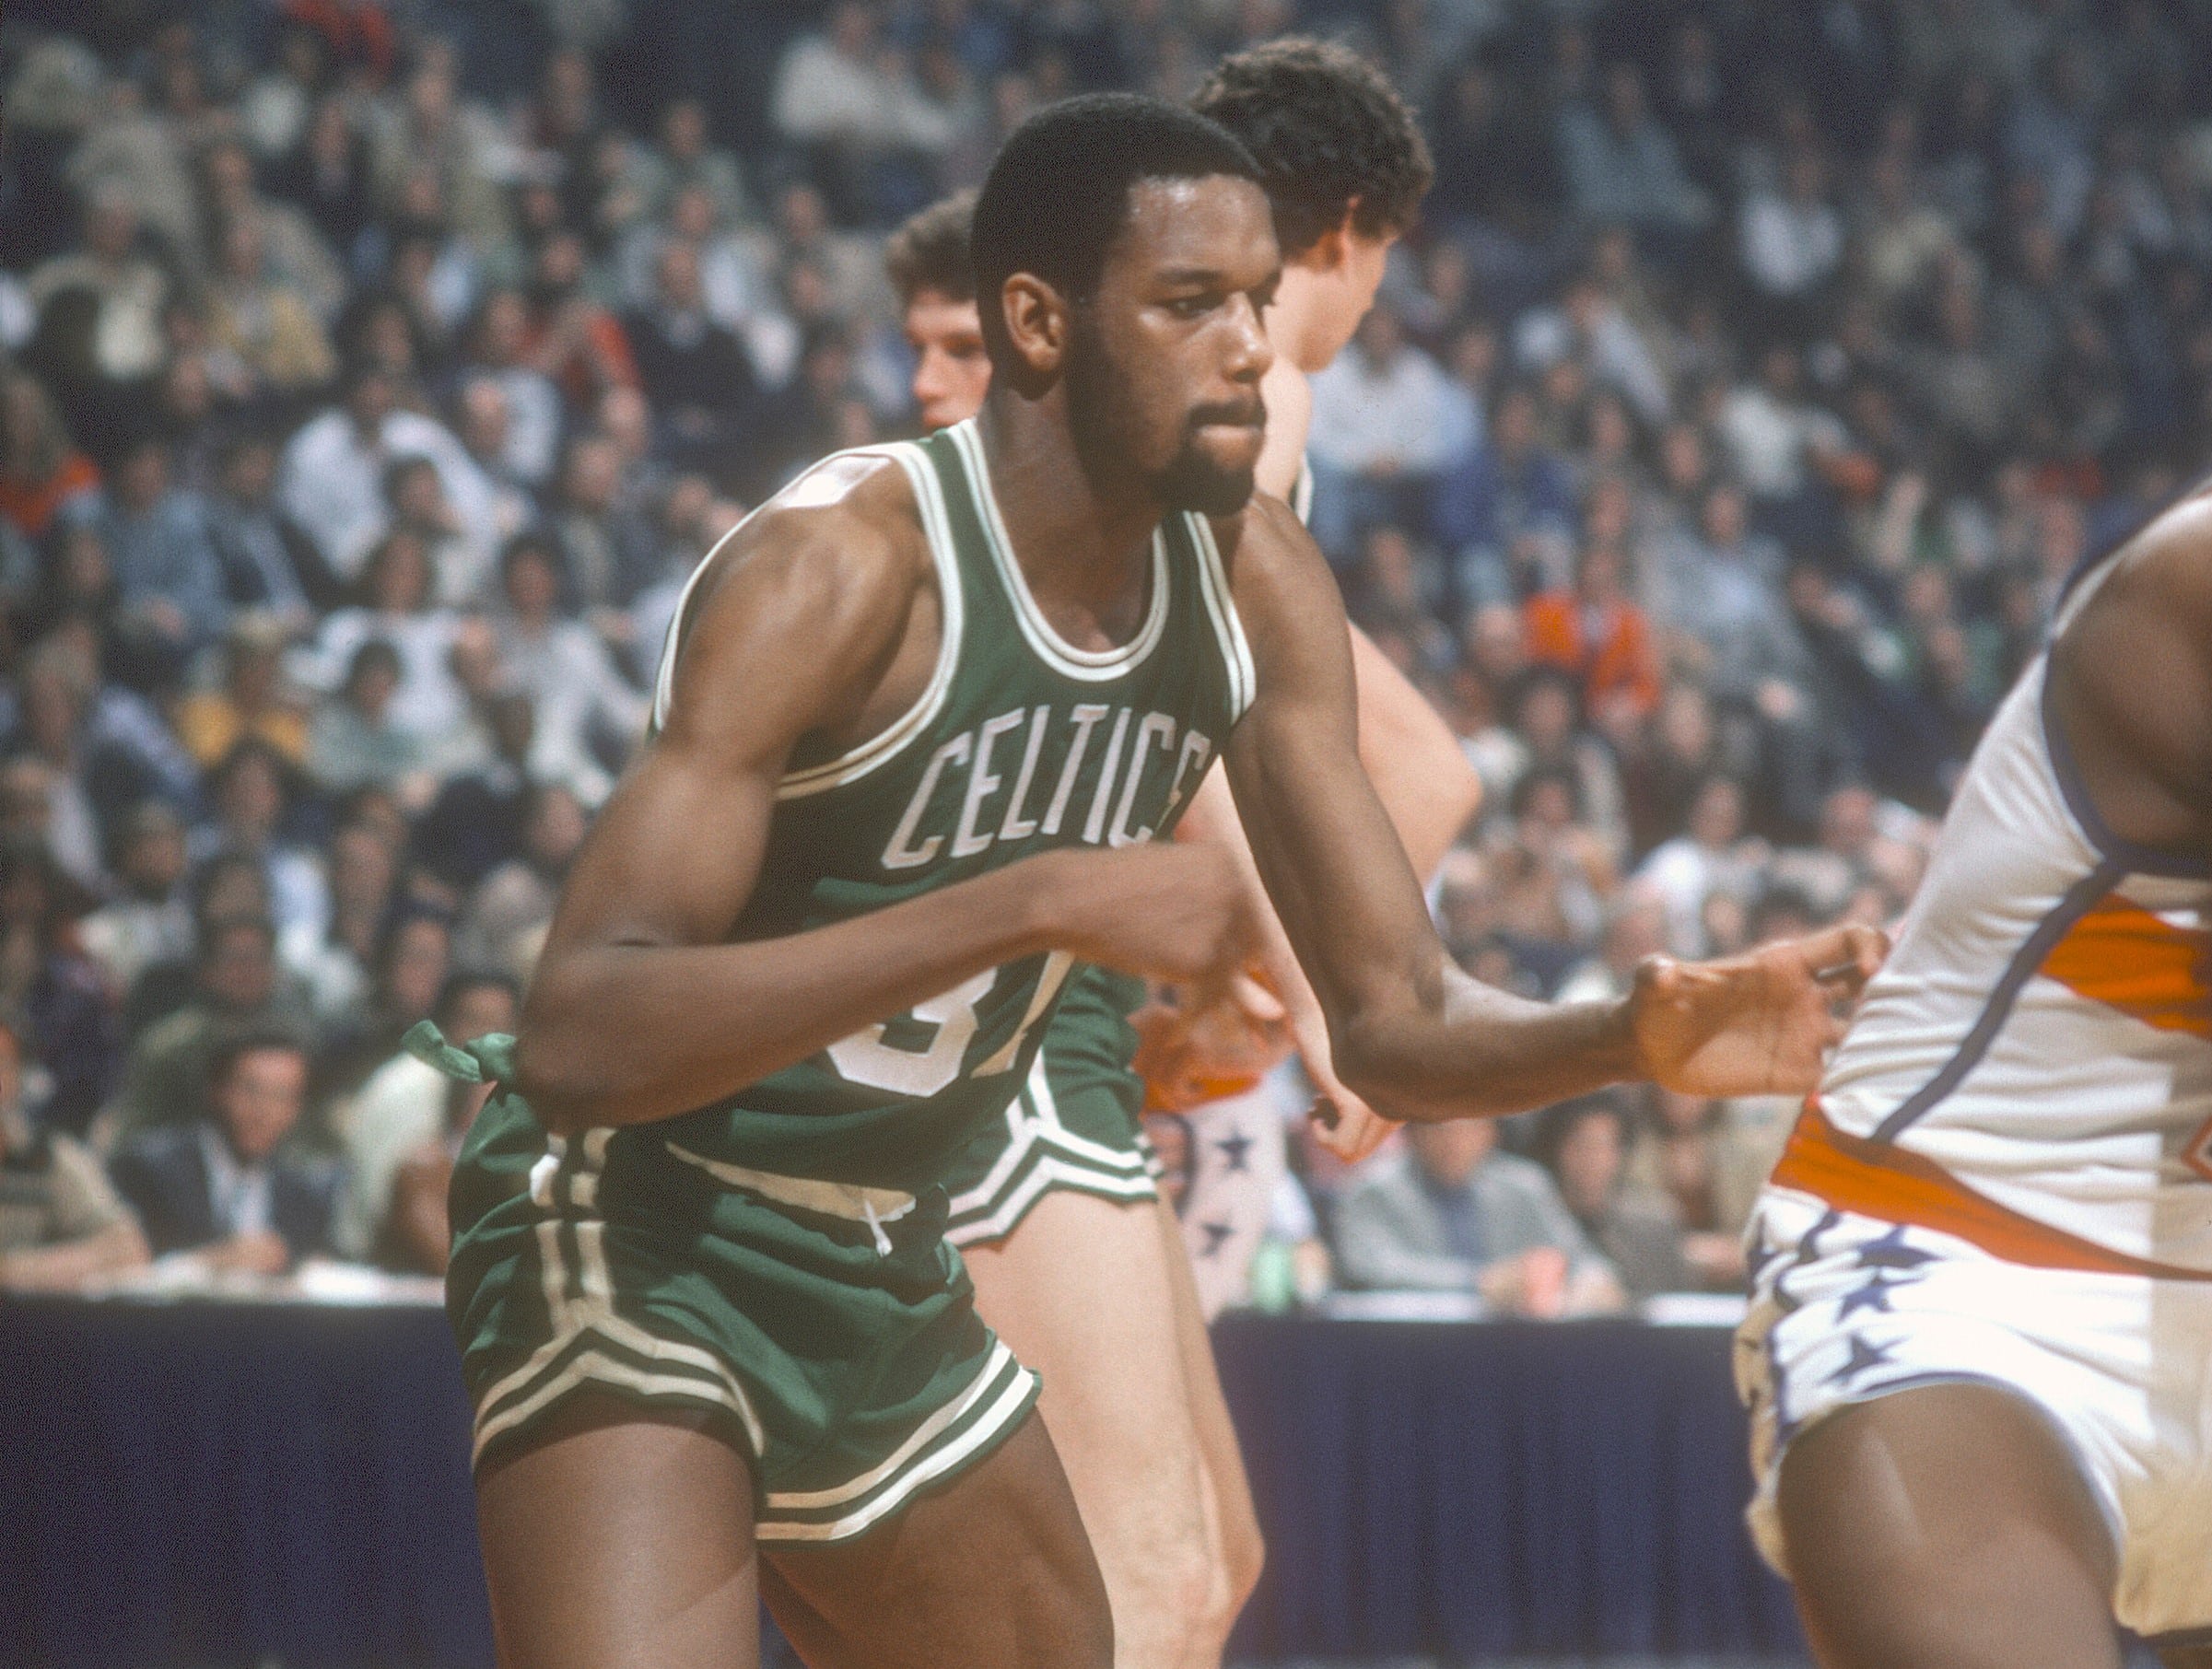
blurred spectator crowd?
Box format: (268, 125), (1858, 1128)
(2, 0), (2206, 1310)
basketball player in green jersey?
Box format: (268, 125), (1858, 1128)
(894, 48), (1473, 1668)
(445, 94), (1878, 1669)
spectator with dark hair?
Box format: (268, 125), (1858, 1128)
(290, 818), (396, 1025)
(305, 636), (439, 805)
(0, 834), (120, 1137)
(105, 911), (312, 1144)
(79, 434), (228, 675)
(276, 360), (495, 589)
(204, 434), (329, 623)
(295, 527), (472, 740)
(110, 1027), (336, 1271)
(382, 452), (486, 606)
(457, 289), (565, 488)
(78, 800), (193, 1005)
(317, 905), (451, 1096)
(623, 239), (758, 470)
(1334, 1115), (1625, 1314)
(1433, 380), (1577, 610)
(0, 1014), (148, 1291)
(4, 635), (201, 886)
(518, 228), (639, 413)
(486, 535), (647, 805)
(1535, 1094), (1691, 1301)
(406, 689), (535, 901)
(1554, 62), (1713, 249)
(454, 778), (586, 983)
(545, 430), (661, 611)
(190, 738), (326, 945)
(1306, 304), (1462, 562)
(1622, 1084), (1783, 1290)
(334, 968), (517, 1269)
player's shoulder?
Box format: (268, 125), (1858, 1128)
(2101, 485), (2212, 628)
(687, 448), (934, 626)
(1203, 489), (1320, 583)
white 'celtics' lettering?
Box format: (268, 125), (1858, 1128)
(1111, 712), (1178, 846)
(877, 704), (1211, 871)
(881, 732), (971, 870)
(953, 710), (1025, 858)
(1042, 704), (1109, 835)
(1080, 708), (1132, 845)
(996, 706), (1050, 841)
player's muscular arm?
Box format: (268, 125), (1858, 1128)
(1218, 498), (1878, 1123)
(2046, 499), (2212, 861)
(515, 467), (1243, 1136)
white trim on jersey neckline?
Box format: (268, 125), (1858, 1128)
(946, 419), (1173, 682)
(1187, 512), (1258, 722)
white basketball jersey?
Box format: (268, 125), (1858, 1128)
(1777, 549), (2212, 1278)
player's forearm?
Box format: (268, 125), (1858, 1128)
(1335, 969), (1641, 1124)
(515, 858), (1071, 1135)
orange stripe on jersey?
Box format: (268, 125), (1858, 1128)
(2038, 892), (2212, 1038)
(1773, 1103), (2212, 1282)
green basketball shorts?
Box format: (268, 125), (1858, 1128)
(942, 964), (1160, 1248)
(446, 1092), (1038, 1545)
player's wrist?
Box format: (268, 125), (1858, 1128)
(1597, 987), (1649, 1084)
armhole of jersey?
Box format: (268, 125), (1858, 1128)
(1187, 513), (1257, 723)
(646, 444), (966, 800)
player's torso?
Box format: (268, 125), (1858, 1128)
(647, 419), (1253, 1190)
(1811, 555), (2212, 1274)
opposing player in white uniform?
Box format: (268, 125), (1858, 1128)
(887, 45), (1480, 1667)
(1738, 484), (2212, 1667)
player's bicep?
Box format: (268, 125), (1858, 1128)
(1221, 504), (1446, 1023)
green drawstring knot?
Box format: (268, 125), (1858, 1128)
(404, 1021), (519, 1087)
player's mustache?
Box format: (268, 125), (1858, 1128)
(1187, 399), (1265, 432)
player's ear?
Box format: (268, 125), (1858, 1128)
(1299, 203), (1360, 273)
(998, 274), (1071, 385)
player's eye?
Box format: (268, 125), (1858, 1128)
(1166, 294), (1216, 320)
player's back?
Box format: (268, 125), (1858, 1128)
(1789, 519), (2212, 1278)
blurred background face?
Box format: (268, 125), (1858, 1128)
(203, 925), (277, 1010)
(1554, 1110), (1624, 1217)
(1409, 1117), (1496, 1189)
(215, 1046), (307, 1162)
(443, 982), (518, 1045)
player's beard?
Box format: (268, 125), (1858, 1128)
(1064, 319), (1259, 519)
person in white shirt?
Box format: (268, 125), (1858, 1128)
(485, 532), (649, 806)
(276, 361), (499, 588)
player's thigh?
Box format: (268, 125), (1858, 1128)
(1777, 1382), (2122, 1669)
(474, 1395), (761, 1669)
(767, 1408), (1111, 1669)
(964, 1189), (1213, 1556)
(1151, 1195), (1263, 1597)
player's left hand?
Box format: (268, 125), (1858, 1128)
(1628, 922), (1888, 1099)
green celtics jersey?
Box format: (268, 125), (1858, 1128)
(644, 417), (1253, 1193)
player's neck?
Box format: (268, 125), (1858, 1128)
(977, 395), (1163, 632)
(1267, 266), (1344, 377)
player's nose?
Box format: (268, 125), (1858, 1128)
(1221, 294), (1273, 383)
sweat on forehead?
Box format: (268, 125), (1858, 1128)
(971, 92), (1263, 362)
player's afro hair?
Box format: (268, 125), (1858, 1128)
(1193, 39), (1433, 258)
(971, 92), (1263, 374)
(886, 190), (978, 307)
